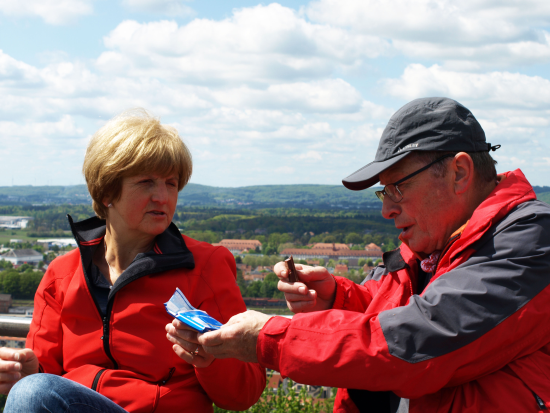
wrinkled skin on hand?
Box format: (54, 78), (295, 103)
(0, 347), (39, 394)
(273, 261), (337, 313)
(198, 311), (272, 363)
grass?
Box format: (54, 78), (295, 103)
(248, 307), (294, 316)
(0, 229), (34, 245)
(12, 299), (34, 307)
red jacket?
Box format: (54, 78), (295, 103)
(257, 170), (550, 412)
(27, 217), (265, 413)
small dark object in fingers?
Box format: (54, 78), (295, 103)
(285, 256), (299, 283)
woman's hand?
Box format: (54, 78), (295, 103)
(0, 347), (39, 394)
(274, 262), (337, 313)
(166, 320), (215, 368)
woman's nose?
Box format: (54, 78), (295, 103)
(151, 182), (169, 203)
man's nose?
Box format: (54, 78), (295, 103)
(381, 196), (400, 220)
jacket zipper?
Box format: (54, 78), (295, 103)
(102, 299), (119, 369)
(533, 392), (548, 410)
(68, 214), (119, 370)
(150, 367), (176, 413)
(92, 368), (106, 391)
(159, 367), (176, 386)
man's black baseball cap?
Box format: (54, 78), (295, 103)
(342, 97), (497, 191)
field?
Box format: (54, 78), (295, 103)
(0, 229), (36, 245)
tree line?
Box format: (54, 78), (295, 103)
(0, 261), (43, 299)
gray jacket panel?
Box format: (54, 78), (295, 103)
(379, 200), (550, 363)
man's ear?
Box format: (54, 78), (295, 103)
(452, 152), (475, 195)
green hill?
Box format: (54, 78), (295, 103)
(0, 183), (382, 209)
(1, 183), (549, 209)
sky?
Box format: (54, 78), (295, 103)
(0, 0), (549, 188)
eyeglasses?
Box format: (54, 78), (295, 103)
(375, 154), (455, 203)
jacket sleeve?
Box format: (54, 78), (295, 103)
(332, 267), (386, 312)
(26, 258), (68, 375)
(194, 247), (266, 410)
(257, 207), (550, 399)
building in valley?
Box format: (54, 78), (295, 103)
(280, 242), (383, 267)
(214, 239), (262, 254)
(0, 249), (43, 266)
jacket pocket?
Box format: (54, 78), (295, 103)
(150, 368), (175, 413)
(532, 392), (548, 411)
(92, 368), (106, 391)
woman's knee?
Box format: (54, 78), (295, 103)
(6, 374), (65, 412)
(10, 373), (52, 397)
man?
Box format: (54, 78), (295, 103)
(184, 97), (550, 412)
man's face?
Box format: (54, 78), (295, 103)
(379, 155), (457, 255)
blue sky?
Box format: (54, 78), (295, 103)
(1, 0), (549, 187)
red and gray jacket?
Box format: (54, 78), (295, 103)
(27, 216), (265, 413)
(257, 169), (550, 413)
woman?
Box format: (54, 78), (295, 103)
(0, 110), (265, 412)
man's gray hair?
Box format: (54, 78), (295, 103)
(411, 151), (497, 183)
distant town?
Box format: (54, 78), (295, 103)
(0, 202), (396, 350)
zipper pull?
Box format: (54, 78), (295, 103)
(160, 367), (176, 385)
(533, 392), (547, 410)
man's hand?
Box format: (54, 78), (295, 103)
(166, 320), (215, 368)
(0, 347), (39, 394)
(198, 311), (272, 363)
(274, 262), (336, 313)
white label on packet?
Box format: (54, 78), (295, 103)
(164, 287), (222, 333)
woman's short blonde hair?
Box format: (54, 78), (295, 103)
(83, 109), (192, 219)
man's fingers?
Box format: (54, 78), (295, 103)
(198, 330), (225, 348)
(283, 290), (316, 303)
(277, 280), (310, 295)
(287, 299), (317, 313)
(274, 261), (293, 282)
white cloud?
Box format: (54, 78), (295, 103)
(0, 0), (93, 25)
(212, 79), (363, 113)
(2, 2), (550, 187)
(98, 4), (390, 83)
(383, 64), (550, 110)
(306, 0), (550, 66)
(121, 0), (194, 17)
(381, 63), (550, 182)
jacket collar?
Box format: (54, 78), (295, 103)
(68, 215), (195, 298)
(398, 169), (535, 272)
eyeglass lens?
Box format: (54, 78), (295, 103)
(376, 185), (402, 203)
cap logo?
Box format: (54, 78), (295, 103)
(397, 143), (419, 152)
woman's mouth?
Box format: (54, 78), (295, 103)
(148, 211), (166, 216)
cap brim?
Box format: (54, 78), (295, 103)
(342, 152), (410, 191)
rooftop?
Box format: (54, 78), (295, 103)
(1, 249), (42, 258)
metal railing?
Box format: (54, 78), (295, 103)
(0, 316), (31, 338)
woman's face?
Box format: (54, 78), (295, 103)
(106, 173), (179, 239)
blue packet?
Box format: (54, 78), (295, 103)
(164, 287), (222, 333)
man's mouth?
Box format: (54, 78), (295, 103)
(398, 225), (412, 238)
